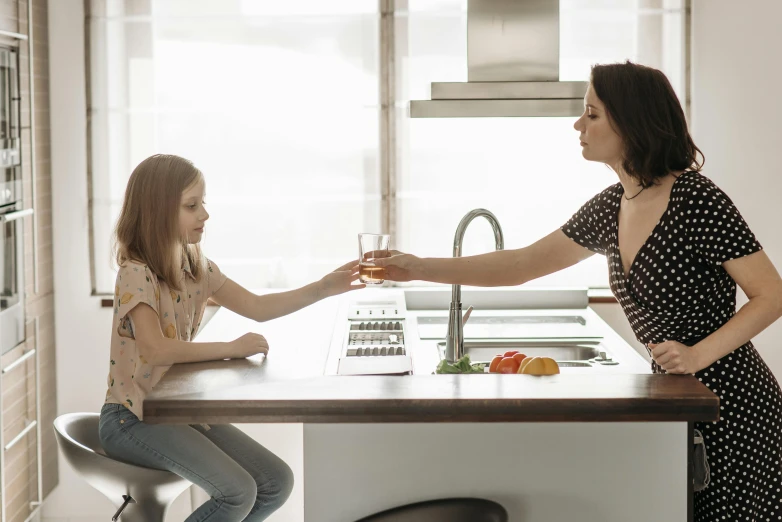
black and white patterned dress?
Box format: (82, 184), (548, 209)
(562, 170), (782, 521)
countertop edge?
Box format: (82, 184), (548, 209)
(143, 397), (719, 424)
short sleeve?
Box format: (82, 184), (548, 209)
(206, 258), (228, 297)
(560, 186), (619, 256)
(686, 176), (762, 266)
(114, 262), (160, 335)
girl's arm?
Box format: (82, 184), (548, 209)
(210, 260), (364, 323)
(129, 303), (268, 366)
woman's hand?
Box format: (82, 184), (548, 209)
(318, 260), (366, 298)
(649, 340), (705, 374)
(369, 250), (423, 282)
(230, 333), (269, 358)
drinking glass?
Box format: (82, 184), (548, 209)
(358, 233), (390, 284)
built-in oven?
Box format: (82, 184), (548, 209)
(0, 187), (26, 353)
(0, 47), (19, 168)
(0, 45), (24, 355)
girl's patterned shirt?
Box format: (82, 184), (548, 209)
(104, 256), (227, 420)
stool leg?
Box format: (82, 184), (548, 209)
(111, 495), (135, 521)
(110, 495), (170, 522)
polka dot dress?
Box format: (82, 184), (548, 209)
(562, 171), (782, 521)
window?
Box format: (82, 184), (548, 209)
(87, 0), (688, 293)
(88, 0), (380, 293)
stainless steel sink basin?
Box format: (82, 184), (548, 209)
(437, 339), (604, 364)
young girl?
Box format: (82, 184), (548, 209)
(99, 154), (363, 521)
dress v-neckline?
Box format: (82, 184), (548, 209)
(615, 172), (688, 281)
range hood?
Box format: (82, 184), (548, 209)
(409, 0), (587, 118)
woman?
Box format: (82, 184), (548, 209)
(374, 61), (782, 521)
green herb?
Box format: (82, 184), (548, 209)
(435, 354), (485, 374)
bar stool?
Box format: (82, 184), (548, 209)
(53, 412), (191, 522)
(356, 497), (509, 522)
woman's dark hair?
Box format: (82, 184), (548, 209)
(590, 61), (704, 188)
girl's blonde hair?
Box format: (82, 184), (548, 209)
(114, 154), (205, 291)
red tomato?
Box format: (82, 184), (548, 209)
(496, 357), (520, 374)
(489, 355), (504, 373)
(503, 350), (519, 358)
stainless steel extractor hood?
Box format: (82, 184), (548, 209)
(409, 0), (588, 118)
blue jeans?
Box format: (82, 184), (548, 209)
(99, 404), (294, 521)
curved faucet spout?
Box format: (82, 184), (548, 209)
(451, 209), (505, 305)
(445, 208), (504, 362)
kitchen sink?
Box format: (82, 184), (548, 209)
(436, 339), (605, 364)
(416, 314), (600, 341)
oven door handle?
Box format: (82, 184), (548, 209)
(0, 208), (34, 222)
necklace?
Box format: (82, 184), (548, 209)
(624, 185), (646, 201)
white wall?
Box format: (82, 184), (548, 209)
(46, 0), (121, 520)
(45, 1), (302, 521)
(690, 0), (782, 374)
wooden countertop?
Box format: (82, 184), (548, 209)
(143, 294), (719, 424)
(144, 368), (719, 424)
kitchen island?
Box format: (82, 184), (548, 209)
(145, 288), (718, 522)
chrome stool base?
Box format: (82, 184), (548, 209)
(54, 413), (191, 522)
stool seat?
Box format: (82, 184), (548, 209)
(53, 412), (191, 522)
(356, 497), (508, 522)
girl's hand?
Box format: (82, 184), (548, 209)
(370, 250), (422, 282)
(230, 333), (269, 358)
(649, 340), (705, 374)
(318, 260), (366, 298)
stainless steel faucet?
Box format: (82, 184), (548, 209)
(445, 209), (504, 362)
